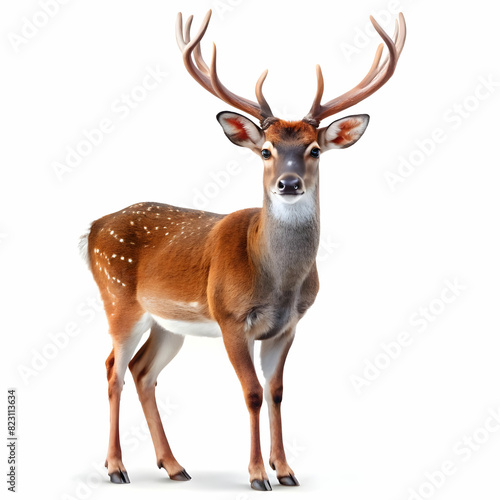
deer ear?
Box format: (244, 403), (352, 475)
(318, 114), (370, 151)
(217, 111), (264, 151)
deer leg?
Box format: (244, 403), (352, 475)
(128, 322), (189, 480)
(105, 313), (151, 483)
(260, 329), (299, 486)
(222, 331), (271, 491)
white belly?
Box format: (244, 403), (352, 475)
(150, 313), (222, 338)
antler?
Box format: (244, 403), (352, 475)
(176, 10), (274, 125)
(304, 13), (406, 126)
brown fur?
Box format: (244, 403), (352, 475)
(265, 119), (318, 145)
(88, 201), (319, 329)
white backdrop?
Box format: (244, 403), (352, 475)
(2, 1), (500, 499)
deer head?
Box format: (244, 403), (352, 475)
(176, 10), (405, 212)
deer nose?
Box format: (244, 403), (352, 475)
(277, 175), (303, 194)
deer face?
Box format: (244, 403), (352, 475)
(179, 9), (404, 211)
(217, 112), (370, 206)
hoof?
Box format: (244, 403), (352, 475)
(251, 478), (272, 491)
(278, 474), (300, 486)
(170, 469), (192, 481)
(109, 470), (130, 484)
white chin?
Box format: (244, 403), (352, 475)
(270, 189), (316, 224)
(272, 192), (304, 205)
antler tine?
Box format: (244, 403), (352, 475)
(396, 12), (407, 53)
(306, 65), (325, 125)
(255, 70), (274, 118)
(359, 20), (399, 88)
(177, 13), (210, 76)
(184, 15), (193, 44)
(210, 43), (272, 120)
(364, 14), (406, 89)
(175, 12), (186, 50)
(304, 13), (406, 124)
(367, 15), (398, 80)
(177, 10), (274, 123)
(357, 43), (384, 88)
(177, 10), (218, 97)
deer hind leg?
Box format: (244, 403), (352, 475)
(105, 312), (152, 484)
(260, 329), (299, 486)
(128, 322), (190, 480)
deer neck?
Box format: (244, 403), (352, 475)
(250, 188), (320, 291)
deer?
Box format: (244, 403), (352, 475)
(79, 10), (405, 491)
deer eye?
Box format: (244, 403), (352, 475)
(310, 147), (320, 158)
(261, 149), (271, 159)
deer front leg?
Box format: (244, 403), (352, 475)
(260, 329), (299, 486)
(222, 329), (271, 491)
